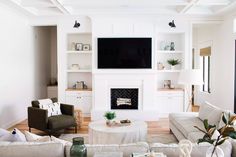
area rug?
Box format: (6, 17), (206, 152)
(59, 133), (178, 144)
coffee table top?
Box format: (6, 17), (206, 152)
(89, 121), (147, 133)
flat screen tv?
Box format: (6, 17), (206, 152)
(97, 38), (152, 69)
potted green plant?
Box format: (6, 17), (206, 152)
(167, 59), (181, 70)
(194, 112), (236, 157)
(104, 111), (116, 126)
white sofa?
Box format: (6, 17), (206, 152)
(168, 102), (236, 157)
(169, 102), (224, 143)
(0, 141), (149, 157)
(0, 141), (64, 157)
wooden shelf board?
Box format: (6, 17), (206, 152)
(67, 69), (92, 73)
(67, 51), (92, 54)
(66, 88), (92, 91)
(157, 50), (183, 54)
(158, 88), (184, 91)
(157, 70), (181, 73)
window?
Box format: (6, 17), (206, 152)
(200, 46), (211, 93)
(202, 56), (210, 93)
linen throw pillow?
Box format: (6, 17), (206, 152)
(0, 128), (26, 142)
(24, 131), (51, 142)
(39, 102), (62, 117)
(0, 128), (9, 137)
(198, 101), (223, 128)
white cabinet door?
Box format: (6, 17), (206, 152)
(65, 91), (92, 116)
(156, 91), (184, 117)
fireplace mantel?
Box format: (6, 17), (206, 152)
(92, 73), (157, 121)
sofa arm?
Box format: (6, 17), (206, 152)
(60, 103), (74, 116)
(28, 107), (48, 130)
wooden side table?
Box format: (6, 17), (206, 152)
(74, 109), (83, 129)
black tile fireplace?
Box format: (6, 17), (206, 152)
(110, 88), (138, 110)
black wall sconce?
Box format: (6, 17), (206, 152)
(168, 20), (176, 28)
(73, 20), (80, 28)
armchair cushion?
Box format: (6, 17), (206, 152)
(48, 115), (76, 130)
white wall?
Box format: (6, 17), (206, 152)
(50, 27), (57, 83)
(192, 14), (236, 111)
(0, 4), (34, 128)
(213, 14), (236, 111)
(33, 26), (52, 98)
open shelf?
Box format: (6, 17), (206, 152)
(157, 50), (183, 54)
(67, 51), (92, 54)
(157, 70), (181, 73)
(67, 69), (92, 73)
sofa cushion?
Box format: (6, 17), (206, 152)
(0, 128), (26, 142)
(48, 115), (76, 130)
(150, 140), (232, 157)
(0, 128), (9, 137)
(199, 102), (223, 128)
(169, 113), (204, 138)
(24, 131), (51, 142)
(187, 131), (205, 143)
(65, 142), (149, 157)
(0, 141), (64, 157)
(231, 140), (236, 157)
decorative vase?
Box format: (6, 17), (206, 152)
(171, 65), (176, 70)
(206, 146), (224, 157)
(70, 137), (87, 157)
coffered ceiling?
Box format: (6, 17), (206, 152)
(6, 0), (236, 16)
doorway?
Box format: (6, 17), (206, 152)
(33, 26), (58, 99)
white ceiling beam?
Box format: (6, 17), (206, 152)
(61, 0), (189, 6)
(214, 0), (236, 14)
(196, 0), (230, 6)
(179, 0), (200, 13)
(21, 0), (55, 7)
(49, 0), (70, 14)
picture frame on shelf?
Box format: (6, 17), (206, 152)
(75, 43), (83, 51)
(83, 44), (90, 51)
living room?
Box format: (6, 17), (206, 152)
(1, 0), (236, 157)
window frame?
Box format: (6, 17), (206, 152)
(202, 56), (211, 93)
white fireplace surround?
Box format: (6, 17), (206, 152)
(92, 73), (158, 121)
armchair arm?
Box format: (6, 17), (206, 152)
(28, 107), (48, 130)
(60, 103), (74, 116)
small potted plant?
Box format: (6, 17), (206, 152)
(167, 59), (181, 70)
(104, 111), (116, 126)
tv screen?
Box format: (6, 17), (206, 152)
(97, 38), (152, 69)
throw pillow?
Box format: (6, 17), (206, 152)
(198, 101), (223, 127)
(0, 128), (9, 137)
(39, 102), (62, 117)
(51, 136), (69, 146)
(38, 99), (53, 106)
(24, 131), (50, 142)
(0, 128), (26, 142)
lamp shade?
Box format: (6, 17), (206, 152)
(178, 69), (203, 85)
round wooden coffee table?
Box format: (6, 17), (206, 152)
(88, 121), (147, 144)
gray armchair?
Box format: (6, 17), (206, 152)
(28, 98), (77, 134)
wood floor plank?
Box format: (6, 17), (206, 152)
(9, 117), (170, 135)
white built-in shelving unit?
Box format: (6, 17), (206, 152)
(155, 32), (186, 89)
(66, 33), (92, 89)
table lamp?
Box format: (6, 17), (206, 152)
(178, 69), (203, 111)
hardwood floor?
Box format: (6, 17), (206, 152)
(9, 117), (170, 136)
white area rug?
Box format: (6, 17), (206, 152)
(59, 133), (178, 144)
